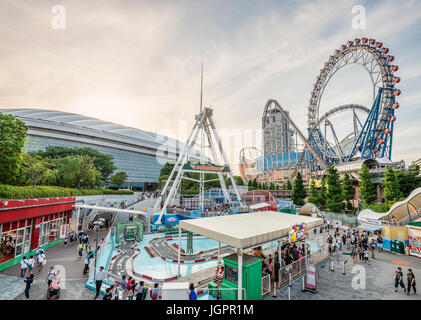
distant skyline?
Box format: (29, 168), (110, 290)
(0, 0), (420, 170)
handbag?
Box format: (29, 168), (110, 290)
(42, 259), (47, 266)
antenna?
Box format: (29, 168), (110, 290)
(200, 62), (203, 112)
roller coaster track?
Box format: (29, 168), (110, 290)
(264, 99), (328, 170)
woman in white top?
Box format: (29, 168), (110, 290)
(37, 251), (46, 272)
(20, 256), (28, 277)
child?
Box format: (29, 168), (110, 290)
(363, 249), (370, 265)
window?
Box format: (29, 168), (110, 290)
(224, 264), (238, 284)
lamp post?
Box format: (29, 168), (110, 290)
(93, 218), (105, 280)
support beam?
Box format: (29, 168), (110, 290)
(177, 226), (182, 278)
(238, 251), (243, 300)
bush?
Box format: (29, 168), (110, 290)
(0, 184), (133, 200)
(366, 202), (389, 213)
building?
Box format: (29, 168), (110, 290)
(0, 197), (75, 271)
(0, 108), (200, 190)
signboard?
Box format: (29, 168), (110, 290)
(408, 235), (421, 259)
(182, 162), (230, 173)
(305, 264), (317, 290)
(360, 218), (382, 226)
(59, 224), (69, 239)
(289, 223), (307, 243)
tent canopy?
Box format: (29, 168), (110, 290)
(249, 202), (271, 210)
(357, 224), (382, 232)
(179, 211), (324, 249)
(357, 209), (388, 221)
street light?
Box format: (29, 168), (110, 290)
(93, 218), (105, 279)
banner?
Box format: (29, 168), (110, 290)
(59, 224), (69, 239)
(182, 162), (230, 172)
(408, 235), (421, 259)
(305, 264), (316, 290)
(289, 223), (307, 243)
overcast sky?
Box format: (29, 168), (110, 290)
(0, 0), (420, 172)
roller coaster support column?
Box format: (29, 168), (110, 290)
(186, 231), (193, 255)
(177, 226), (182, 278)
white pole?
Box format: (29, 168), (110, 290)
(177, 226), (182, 277)
(238, 252), (243, 300)
(218, 241), (221, 262)
(288, 272), (291, 300)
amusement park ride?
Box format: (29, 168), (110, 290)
(240, 37), (401, 184)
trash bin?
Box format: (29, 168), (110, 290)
(396, 241), (405, 254)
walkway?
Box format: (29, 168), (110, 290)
(0, 229), (108, 300)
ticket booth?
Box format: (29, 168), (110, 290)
(220, 253), (262, 300)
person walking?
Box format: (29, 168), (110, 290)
(20, 256), (28, 278)
(46, 266), (56, 288)
(351, 244), (357, 263)
(83, 252), (93, 275)
(136, 281), (146, 300)
(27, 255), (35, 273)
(377, 234), (383, 252)
(78, 242), (83, 258)
(24, 272), (34, 299)
(63, 236), (68, 248)
(37, 250), (46, 272)
(358, 244), (364, 261)
(407, 269), (416, 295)
(127, 282), (134, 300)
(120, 275), (129, 300)
(189, 283), (197, 300)
(363, 248), (370, 265)
(150, 283), (159, 300)
(394, 267), (406, 293)
(94, 266), (106, 299)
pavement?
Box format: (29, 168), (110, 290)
(269, 245), (421, 300)
(0, 229), (108, 300)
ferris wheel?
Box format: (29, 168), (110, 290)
(307, 37), (401, 166)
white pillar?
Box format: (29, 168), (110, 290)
(238, 251), (243, 300)
(218, 241), (221, 262)
(177, 226), (182, 277)
(75, 207), (80, 233)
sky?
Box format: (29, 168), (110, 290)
(0, 0), (420, 173)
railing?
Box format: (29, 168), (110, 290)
(262, 273), (271, 296)
(322, 211), (357, 227)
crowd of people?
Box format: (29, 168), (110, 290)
(19, 248), (59, 299)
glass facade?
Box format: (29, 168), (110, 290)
(0, 108), (201, 188)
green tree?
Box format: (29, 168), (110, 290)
(0, 114), (27, 185)
(308, 180), (320, 206)
(20, 154), (51, 187)
(45, 155), (101, 189)
(342, 173), (354, 210)
(110, 171), (128, 188)
(159, 162), (174, 177)
(396, 166), (421, 198)
(286, 180), (292, 190)
(359, 164), (377, 208)
(318, 175), (327, 210)
(233, 176), (244, 186)
(383, 166), (402, 202)
(33, 146), (116, 183)
(291, 172), (306, 206)
(248, 179), (253, 190)
(326, 166), (343, 213)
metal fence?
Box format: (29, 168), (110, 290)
(322, 211), (357, 227)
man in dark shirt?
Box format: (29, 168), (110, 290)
(394, 267), (406, 293)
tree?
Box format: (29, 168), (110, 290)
(233, 176), (244, 186)
(359, 164), (377, 208)
(291, 172), (306, 206)
(0, 114), (27, 185)
(308, 180), (320, 206)
(45, 155), (101, 189)
(20, 154), (51, 187)
(396, 166), (421, 198)
(248, 179), (253, 190)
(159, 162), (174, 177)
(326, 166), (343, 213)
(383, 166), (402, 202)
(110, 171), (128, 188)
(252, 178), (258, 189)
(286, 180), (292, 190)
(33, 146), (116, 183)
(318, 175), (327, 210)
(342, 173), (354, 210)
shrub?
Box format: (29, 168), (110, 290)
(0, 184), (133, 200)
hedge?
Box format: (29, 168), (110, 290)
(0, 185), (133, 200)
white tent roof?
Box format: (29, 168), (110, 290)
(179, 211), (324, 249)
(357, 209), (388, 221)
(249, 202), (271, 210)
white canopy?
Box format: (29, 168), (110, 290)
(179, 211), (324, 249)
(357, 209), (388, 221)
(249, 202), (271, 210)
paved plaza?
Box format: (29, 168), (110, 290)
(270, 247), (421, 300)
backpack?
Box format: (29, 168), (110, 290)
(189, 289), (197, 300)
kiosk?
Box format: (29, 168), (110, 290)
(220, 253), (262, 300)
